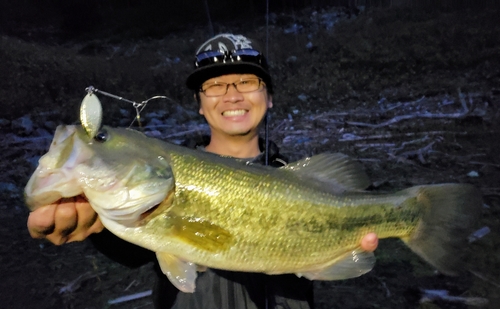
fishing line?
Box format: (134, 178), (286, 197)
(85, 86), (179, 128)
(264, 0), (270, 166)
(264, 3), (270, 309)
(204, 0), (215, 37)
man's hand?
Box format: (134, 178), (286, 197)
(27, 195), (103, 245)
(360, 232), (378, 252)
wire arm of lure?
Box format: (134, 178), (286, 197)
(85, 86), (179, 128)
(86, 86), (137, 105)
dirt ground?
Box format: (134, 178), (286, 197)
(1, 5), (500, 309)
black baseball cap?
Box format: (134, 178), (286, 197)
(186, 33), (273, 93)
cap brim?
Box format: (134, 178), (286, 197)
(186, 62), (272, 91)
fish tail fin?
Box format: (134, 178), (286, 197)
(402, 183), (482, 276)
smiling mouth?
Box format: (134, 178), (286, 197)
(222, 109), (247, 116)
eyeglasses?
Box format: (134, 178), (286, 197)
(200, 78), (265, 97)
(194, 49), (265, 69)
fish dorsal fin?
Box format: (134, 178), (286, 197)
(283, 153), (371, 193)
(156, 252), (198, 293)
(297, 249), (375, 280)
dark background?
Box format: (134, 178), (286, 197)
(2, 0), (500, 42)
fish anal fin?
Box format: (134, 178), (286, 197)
(283, 153), (371, 193)
(172, 215), (233, 252)
(156, 252), (198, 293)
(297, 249), (375, 280)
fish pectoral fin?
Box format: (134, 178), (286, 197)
(283, 153), (371, 193)
(172, 215), (233, 252)
(156, 252), (198, 293)
(297, 249), (375, 280)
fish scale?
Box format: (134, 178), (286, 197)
(141, 150), (426, 270)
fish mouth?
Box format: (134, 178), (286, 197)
(25, 172), (83, 210)
(24, 125), (96, 210)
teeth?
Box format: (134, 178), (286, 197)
(223, 110), (246, 116)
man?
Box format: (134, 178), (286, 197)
(27, 33), (378, 309)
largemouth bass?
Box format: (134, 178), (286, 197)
(25, 125), (482, 293)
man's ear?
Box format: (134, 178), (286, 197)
(267, 95), (273, 109)
(195, 93), (204, 115)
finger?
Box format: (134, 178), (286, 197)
(67, 197), (104, 242)
(67, 217), (104, 242)
(87, 216), (104, 235)
(27, 204), (57, 238)
(360, 232), (379, 252)
(75, 195), (98, 230)
(46, 198), (79, 245)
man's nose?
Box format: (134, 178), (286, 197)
(224, 83), (243, 99)
(227, 83), (239, 92)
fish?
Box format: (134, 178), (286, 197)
(24, 124), (483, 293)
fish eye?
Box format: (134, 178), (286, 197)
(94, 130), (108, 142)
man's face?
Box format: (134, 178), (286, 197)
(198, 74), (272, 137)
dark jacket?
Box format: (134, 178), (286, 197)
(90, 137), (314, 309)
